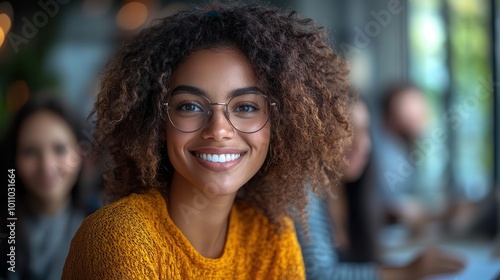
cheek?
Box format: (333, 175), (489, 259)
(361, 135), (372, 156)
(59, 152), (82, 176)
(63, 146), (82, 170)
(250, 126), (271, 161)
(16, 156), (37, 182)
(165, 127), (191, 165)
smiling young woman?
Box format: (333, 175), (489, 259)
(62, 2), (351, 279)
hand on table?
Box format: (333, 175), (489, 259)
(407, 246), (466, 280)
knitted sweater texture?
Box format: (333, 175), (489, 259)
(62, 188), (305, 279)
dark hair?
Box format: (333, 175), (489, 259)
(2, 97), (84, 203)
(91, 1), (352, 227)
(343, 157), (380, 262)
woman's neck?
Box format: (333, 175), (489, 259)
(167, 172), (237, 258)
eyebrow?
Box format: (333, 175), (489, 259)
(169, 85), (264, 99)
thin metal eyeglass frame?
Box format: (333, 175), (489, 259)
(162, 94), (276, 133)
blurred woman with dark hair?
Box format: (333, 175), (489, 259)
(1, 98), (86, 280)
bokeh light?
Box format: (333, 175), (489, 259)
(116, 2), (148, 31)
(0, 27), (4, 48)
(0, 13), (11, 34)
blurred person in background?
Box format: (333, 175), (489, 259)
(335, 102), (380, 264)
(0, 98), (87, 280)
(374, 83), (431, 237)
(297, 100), (466, 280)
(327, 99), (373, 255)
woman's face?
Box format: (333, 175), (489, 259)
(165, 48), (271, 196)
(391, 89), (429, 143)
(16, 110), (82, 204)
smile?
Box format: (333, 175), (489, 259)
(195, 153), (241, 163)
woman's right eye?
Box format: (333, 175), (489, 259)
(177, 102), (203, 112)
(20, 147), (38, 157)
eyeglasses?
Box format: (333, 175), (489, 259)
(163, 93), (275, 133)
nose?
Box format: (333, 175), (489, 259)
(201, 105), (234, 141)
(38, 150), (58, 178)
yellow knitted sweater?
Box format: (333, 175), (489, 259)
(62, 188), (305, 279)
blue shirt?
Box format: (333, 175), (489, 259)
(296, 194), (381, 280)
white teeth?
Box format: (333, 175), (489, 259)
(195, 153), (241, 163)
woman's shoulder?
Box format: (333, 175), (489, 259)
(76, 188), (165, 239)
(63, 189), (163, 279)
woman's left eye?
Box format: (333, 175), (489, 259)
(54, 144), (68, 155)
(234, 104), (258, 113)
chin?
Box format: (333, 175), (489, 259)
(194, 179), (242, 198)
(343, 171), (361, 183)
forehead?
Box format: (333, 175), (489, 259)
(169, 48), (259, 98)
(394, 89), (425, 106)
(17, 110), (77, 146)
(393, 90), (427, 114)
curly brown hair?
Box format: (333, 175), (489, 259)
(91, 1), (352, 226)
